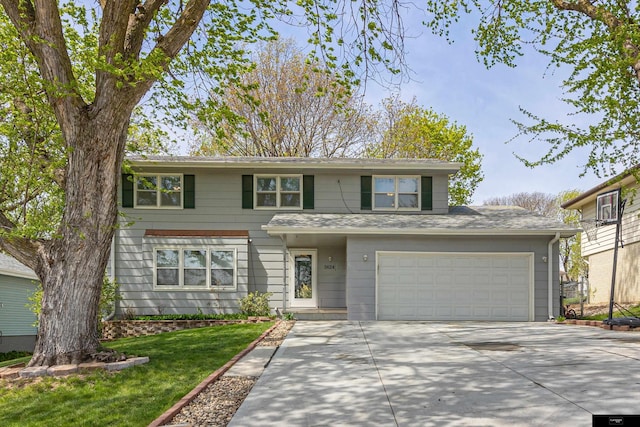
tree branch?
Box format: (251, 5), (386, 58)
(0, 0), (84, 126)
(95, 0), (138, 100)
(551, 0), (640, 85)
(126, 0), (209, 103)
(0, 211), (42, 272)
(124, 0), (168, 58)
(550, 0), (621, 28)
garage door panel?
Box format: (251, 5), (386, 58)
(377, 253), (531, 321)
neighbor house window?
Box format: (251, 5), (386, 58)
(135, 174), (183, 208)
(255, 175), (302, 209)
(373, 176), (420, 210)
(154, 247), (236, 289)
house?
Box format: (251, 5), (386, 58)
(114, 156), (577, 321)
(0, 253), (38, 352)
(561, 166), (640, 304)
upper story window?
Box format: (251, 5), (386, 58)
(373, 176), (420, 210)
(135, 174), (183, 208)
(154, 247), (237, 290)
(255, 175), (302, 209)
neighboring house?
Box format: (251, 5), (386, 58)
(114, 156), (577, 321)
(562, 166), (640, 304)
(0, 253), (38, 352)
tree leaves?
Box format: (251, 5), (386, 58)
(366, 96), (484, 206)
(425, 1), (640, 178)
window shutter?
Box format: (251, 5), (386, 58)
(242, 175), (253, 209)
(122, 174), (134, 208)
(183, 175), (195, 209)
(361, 176), (372, 210)
(421, 176), (433, 211)
(303, 175), (314, 210)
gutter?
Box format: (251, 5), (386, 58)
(547, 232), (561, 320)
(103, 236), (117, 321)
(263, 226), (578, 237)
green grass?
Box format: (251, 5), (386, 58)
(0, 356), (31, 369)
(581, 304), (640, 321)
(0, 322), (272, 426)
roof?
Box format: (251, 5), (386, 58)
(263, 206), (579, 237)
(0, 253), (37, 280)
(561, 165), (640, 210)
(126, 155), (462, 174)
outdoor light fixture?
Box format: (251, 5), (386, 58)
(542, 256), (548, 263)
(363, 254), (368, 262)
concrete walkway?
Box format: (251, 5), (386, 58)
(230, 321), (640, 426)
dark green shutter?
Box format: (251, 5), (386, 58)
(122, 174), (134, 208)
(183, 175), (195, 209)
(421, 176), (433, 211)
(242, 175), (253, 209)
(303, 175), (314, 210)
(361, 176), (372, 210)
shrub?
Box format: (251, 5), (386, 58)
(239, 291), (273, 316)
(129, 313), (247, 321)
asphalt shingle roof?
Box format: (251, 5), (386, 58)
(0, 252), (36, 279)
(263, 206), (579, 237)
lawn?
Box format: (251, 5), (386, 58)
(581, 304), (640, 321)
(0, 322), (272, 426)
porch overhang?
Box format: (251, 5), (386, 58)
(262, 206), (579, 238)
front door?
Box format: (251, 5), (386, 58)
(289, 249), (317, 308)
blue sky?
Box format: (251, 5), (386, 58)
(172, 7), (608, 205)
(354, 14), (606, 205)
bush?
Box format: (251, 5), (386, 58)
(0, 351), (31, 363)
(239, 291), (273, 316)
(129, 313), (248, 321)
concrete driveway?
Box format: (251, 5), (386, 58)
(229, 321), (640, 426)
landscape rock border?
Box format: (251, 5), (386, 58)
(147, 320), (282, 427)
(0, 357), (149, 380)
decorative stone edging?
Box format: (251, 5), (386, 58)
(560, 319), (640, 331)
(101, 318), (272, 340)
(0, 357), (150, 381)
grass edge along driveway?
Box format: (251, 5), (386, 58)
(0, 322), (273, 427)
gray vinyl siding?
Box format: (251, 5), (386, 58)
(346, 235), (559, 321)
(0, 274), (38, 352)
(316, 245), (347, 308)
(115, 167), (455, 315)
(117, 171), (291, 315)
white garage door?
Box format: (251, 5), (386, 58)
(377, 252), (533, 321)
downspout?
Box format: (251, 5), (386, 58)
(547, 232), (561, 320)
(281, 235), (287, 316)
(103, 236), (117, 321)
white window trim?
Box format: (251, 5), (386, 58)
(134, 173), (184, 209)
(153, 246), (237, 291)
(254, 174), (303, 210)
(372, 175), (421, 211)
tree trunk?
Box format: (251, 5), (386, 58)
(28, 109), (129, 367)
